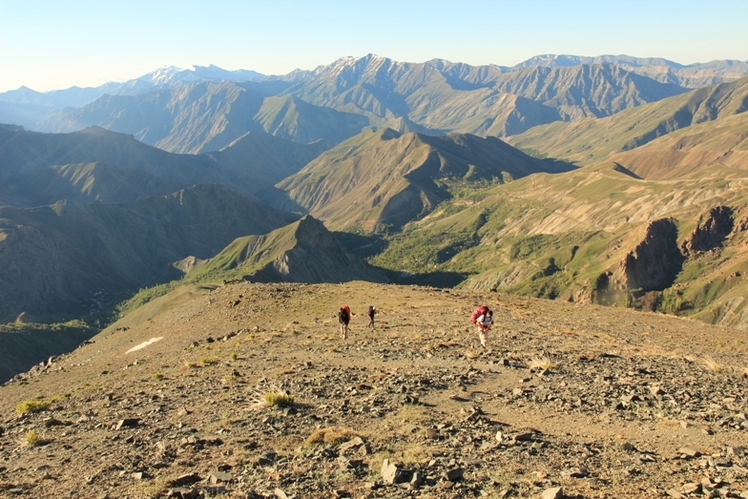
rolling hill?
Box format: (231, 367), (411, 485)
(366, 72), (748, 329)
(273, 128), (574, 232)
(0, 184), (294, 322)
(0, 125), (327, 205)
(369, 157), (748, 328)
(507, 74), (748, 175)
(189, 215), (388, 284)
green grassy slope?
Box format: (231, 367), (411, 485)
(370, 159), (748, 328)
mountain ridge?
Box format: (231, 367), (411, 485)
(1, 54), (728, 150)
(0, 184), (294, 322)
(191, 215), (389, 284)
(273, 129), (574, 232)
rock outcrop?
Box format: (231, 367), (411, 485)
(198, 216), (389, 284)
(681, 206), (734, 256)
(602, 219), (685, 296)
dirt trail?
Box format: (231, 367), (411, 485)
(1, 281), (747, 498)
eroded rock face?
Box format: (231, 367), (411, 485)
(681, 206), (733, 256)
(615, 218), (684, 292)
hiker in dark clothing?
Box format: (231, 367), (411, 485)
(338, 305), (351, 339)
(367, 305), (377, 328)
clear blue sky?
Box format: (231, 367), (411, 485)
(1, 0), (747, 92)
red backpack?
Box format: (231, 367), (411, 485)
(471, 305), (489, 324)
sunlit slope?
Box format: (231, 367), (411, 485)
(371, 161), (748, 328)
(275, 128), (572, 231)
(605, 111), (748, 179)
(189, 215), (388, 284)
(508, 75), (748, 172)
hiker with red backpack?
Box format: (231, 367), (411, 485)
(471, 305), (493, 347)
(338, 305), (351, 339)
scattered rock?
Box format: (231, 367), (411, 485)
(381, 459), (408, 485)
(208, 471), (233, 484)
(168, 488), (199, 499)
(541, 486), (564, 499)
(678, 447), (701, 459)
(444, 467), (465, 482)
(115, 418), (140, 430)
(561, 467), (589, 478)
(168, 473), (201, 487)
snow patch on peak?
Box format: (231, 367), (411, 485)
(148, 66), (183, 85)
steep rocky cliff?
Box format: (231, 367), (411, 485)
(596, 219), (686, 299)
(681, 206), (734, 256)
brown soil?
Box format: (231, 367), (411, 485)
(1, 281), (747, 498)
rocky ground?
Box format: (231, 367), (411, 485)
(1, 281), (748, 499)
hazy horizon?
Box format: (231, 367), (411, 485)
(2, 0), (748, 92)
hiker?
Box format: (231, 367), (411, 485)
(471, 305), (493, 347)
(367, 305), (377, 328)
(338, 305), (351, 339)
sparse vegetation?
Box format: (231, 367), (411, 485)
(16, 398), (52, 415)
(24, 430), (42, 446)
(702, 355), (723, 372)
(180, 361), (200, 371)
(263, 391), (295, 407)
(529, 356), (557, 372)
(305, 427), (359, 447)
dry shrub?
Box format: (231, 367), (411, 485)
(305, 426), (359, 447)
(264, 391), (295, 407)
(25, 430), (42, 446)
(16, 398), (51, 415)
(528, 356), (556, 372)
(702, 355), (722, 372)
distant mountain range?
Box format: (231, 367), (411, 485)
(0, 124), (326, 205)
(516, 54), (748, 88)
(3, 52), (748, 380)
(2, 54), (746, 154)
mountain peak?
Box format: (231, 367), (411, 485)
(147, 66), (183, 84)
(514, 54), (683, 70)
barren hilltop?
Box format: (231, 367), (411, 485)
(2, 281), (747, 498)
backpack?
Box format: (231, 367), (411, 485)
(471, 305), (489, 324)
(367, 305), (376, 317)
